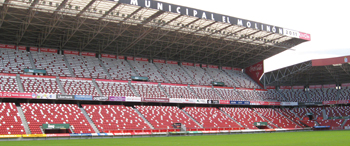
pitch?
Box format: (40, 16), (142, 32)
(1, 131), (349, 146)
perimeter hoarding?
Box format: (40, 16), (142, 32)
(57, 95), (74, 100)
(0, 92), (36, 99)
(74, 95), (93, 100)
(142, 98), (169, 103)
(93, 96), (109, 101)
(109, 96), (126, 101)
(230, 101), (250, 105)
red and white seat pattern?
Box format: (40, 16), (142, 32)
(204, 68), (237, 87)
(309, 88), (338, 102)
(215, 88), (244, 101)
(325, 106), (350, 118)
(21, 103), (93, 134)
(238, 90), (263, 101)
(253, 108), (301, 128)
(132, 83), (167, 98)
(101, 58), (135, 80)
(82, 104), (150, 131)
(255, 91), (278, 101)
(275, 108), (304, 128)
(0, 75), (19, 92)
(0, 49), (32, 74)
(292, 107), (324, 121)
(154, 63), (194, 85)
(182, 66), (212, 86)
(339, 87), (350, 100)
(128, 60), (166, 83)
(342, 120), (350, 129)
(21, 76), (61, 94)
(0, 102), (26, 135)
(224, 70), (260, 89)
(162, 85), (197, 99)
(136, 106), (200, 129)
(60, 79), (99, 96)
(190, 86), (221, 100)
(96, 81), (135, 97)
(317, 119), (344, 129)
(280, 89), (308, 102)
(31, 52), (71, 77)
(221, 107), (275, 129)
(183, 107), (241, 128)
(65, 55), (107, 79)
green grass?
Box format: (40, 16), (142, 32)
(1, 131), (350, 146)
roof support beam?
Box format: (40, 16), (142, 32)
(16, 0), (39, 44)
(37, 0), (69, 47)
(99, 7), (143, 52)
(135, 14), (182, 56)
(149, 18), (202, 58)
(0, 0), (11, 28)
(60, 0), (97, 48)
(80, 3), (122, 51)
(118, 11), (165, 54)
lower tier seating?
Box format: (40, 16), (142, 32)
(183, 107), (242, 128)
(135, 106), (200, 129)
(0, 102), (26, 135)
(253, 108), (301, 128)
(82, 104), (150, 132)
(221, 107), (275, 129)
(21, 103), (93, 134)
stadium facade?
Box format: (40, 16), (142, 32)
(0, 0), (349, 140)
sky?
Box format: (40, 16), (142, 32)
(159, 0), (350, 72)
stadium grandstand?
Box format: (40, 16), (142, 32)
(0, 0), (349, 141)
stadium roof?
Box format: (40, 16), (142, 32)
(0, 0), (310, 68)
(261, 55), (350, 87)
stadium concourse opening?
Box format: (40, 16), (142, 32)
(1, 0), (348, 141)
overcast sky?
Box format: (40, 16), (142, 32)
(159, 0), (350, 72)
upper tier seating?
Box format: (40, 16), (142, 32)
(215, 88), (244, 101)
(162, 85), (197, 99)
(190, 86), (221, 100)
(0, 75), (19, 92)
(135, 105), (200, 129)
(154, 63), (194, 85)
(280, 89), (308, 102)
(204, 68), (237, 87)
(0, 49), (32, 74)
(223, 70), (260, 89)
(253, 108), (301, 128)
(339, 87), (350, 100)
(0, 102), (26, 135)
(255, 91), (277, 101)
(21, 76), (61, 94)
(65, 55), (107, 79)
(131, 83), (167, 98)
(221, 107), (276, 129)
(183, 107), (241, 128)
(128, 60), (166, 83)
(60, 79), (99, 96)
(238, 90), (263, 101)
(82, 104), (150, 131)
(309, 88), (338, 102)
(182, 66), (212, 86)
(265, 90), (284, 101)
(31, 52), (71, 77)
(100, 58), (135, 80)
(21, 103), (93, 134)
(96, 81), (136, 97)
